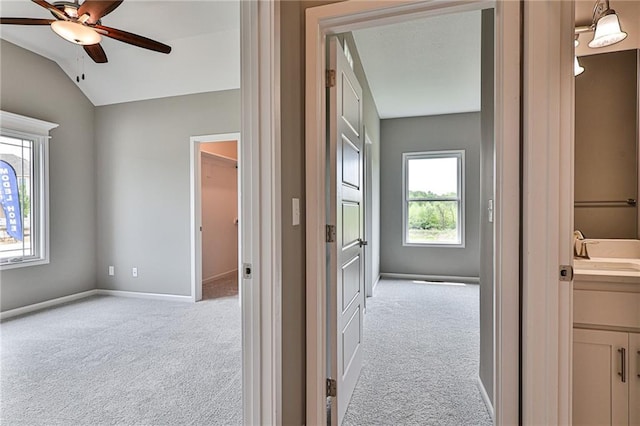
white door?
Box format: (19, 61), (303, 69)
(327, 36), (365, 426)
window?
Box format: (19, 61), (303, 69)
(403, 150), (464, 246)
(0, 111), (57, 269)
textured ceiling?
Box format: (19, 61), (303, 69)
(0, 0), (240, 106)
(352, 10), (482, 119)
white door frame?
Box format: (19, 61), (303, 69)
(240, 1), (282, 424)
(305, 1), (520, 425)
(521, 1), (575, 424)
(190, 132), (241, 304)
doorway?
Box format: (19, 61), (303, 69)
(190, 133), (241, 302)
(305, 2), (521, 425)
(329, 15), (494, 423)
(200, 141), (239, 300)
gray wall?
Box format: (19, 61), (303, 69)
(94, 90), (240, 296)
(342, 33), (381, 297)
(279, 2), (338, 423)
(0, 40), (97, 311)
(379, 113), (481, 278)
(479, 9), (495, 404)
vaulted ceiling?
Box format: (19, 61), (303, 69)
(0, 0), (240, 106)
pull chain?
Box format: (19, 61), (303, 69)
(75, 47), (86, 83)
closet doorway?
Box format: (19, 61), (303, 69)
(190, 133), (241, 302)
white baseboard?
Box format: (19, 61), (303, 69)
(380, 272), (480, 284)
(1, 288), (193, 321)
(202, 269), (238, 286)
(477, 376), (494, 421)
(96, 289), (192, 303)
(0, 289), (98, 321)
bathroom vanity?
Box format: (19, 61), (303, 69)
(573, 240), (640, 425)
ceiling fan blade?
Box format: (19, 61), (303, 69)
(84, 43), (108, 63)
(0, 18), (54, 25)
(78, 0), (123, 25)
(94, 25), (171, 54)
(31, 0), (67, 20)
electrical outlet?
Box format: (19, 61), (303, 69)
(132, 267), (138, 278)
(108, 266), (115, 276)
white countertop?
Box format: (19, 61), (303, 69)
(574, 257), (640, 286)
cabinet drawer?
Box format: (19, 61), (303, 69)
(574, 290), (640, 329)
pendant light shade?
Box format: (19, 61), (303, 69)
(574, 56), (585, 76)
(588, 12), (627, 48)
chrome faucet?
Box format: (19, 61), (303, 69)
(574, 230), (598, 259)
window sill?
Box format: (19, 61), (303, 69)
(403, 242), (466, 249)
(0, 258), (49, 271)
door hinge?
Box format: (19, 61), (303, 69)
(559, 264), (573, 281)
(326, 225), (336, 243)
(326, 378), (337, 397)
(326, 69), (336, 88)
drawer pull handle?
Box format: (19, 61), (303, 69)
(618, 348), (626, 383)
(637, 351), (640, 378)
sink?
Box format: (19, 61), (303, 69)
(574, 259), (640, 272)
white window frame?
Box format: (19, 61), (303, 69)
(0, 111), (58, 270)
(402, 150), (465, 247)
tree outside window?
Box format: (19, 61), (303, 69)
(403, 151), (464, 246)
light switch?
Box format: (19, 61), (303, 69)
(292, 198), (300, 226)
(488, 199), (494, 223)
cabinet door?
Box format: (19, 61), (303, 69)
(574, 328), (629, 425)
(630, 333), (640, 425)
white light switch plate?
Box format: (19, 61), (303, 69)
(292, 198), (300, 226)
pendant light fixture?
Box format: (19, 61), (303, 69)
(574, 36), (584, 76)
(574, 0), (627, 76)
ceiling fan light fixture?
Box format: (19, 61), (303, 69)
(63, 5), (78, 18)
(51, 20), (101, 45)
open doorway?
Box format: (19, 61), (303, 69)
(200, 141), (239, 300)
(190, 133), (241, 302)
(305, 2), (521, 425)
(325, 10), (494, 422)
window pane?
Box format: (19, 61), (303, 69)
(407, 200), (459, 244)
(408, 157), (458, 199)
(0, 136), (34, 261)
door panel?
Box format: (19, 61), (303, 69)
(573, 328), (629, 425)
(341, 255), (361, 312)
(342, 137), (360, 188)
(342, 306), (361, 373)
(341, 74), (361, 137)
(328, 36), (365, 426)
(341, 203), (360, 247)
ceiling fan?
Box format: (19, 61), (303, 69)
(0, 0), (171, 63)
